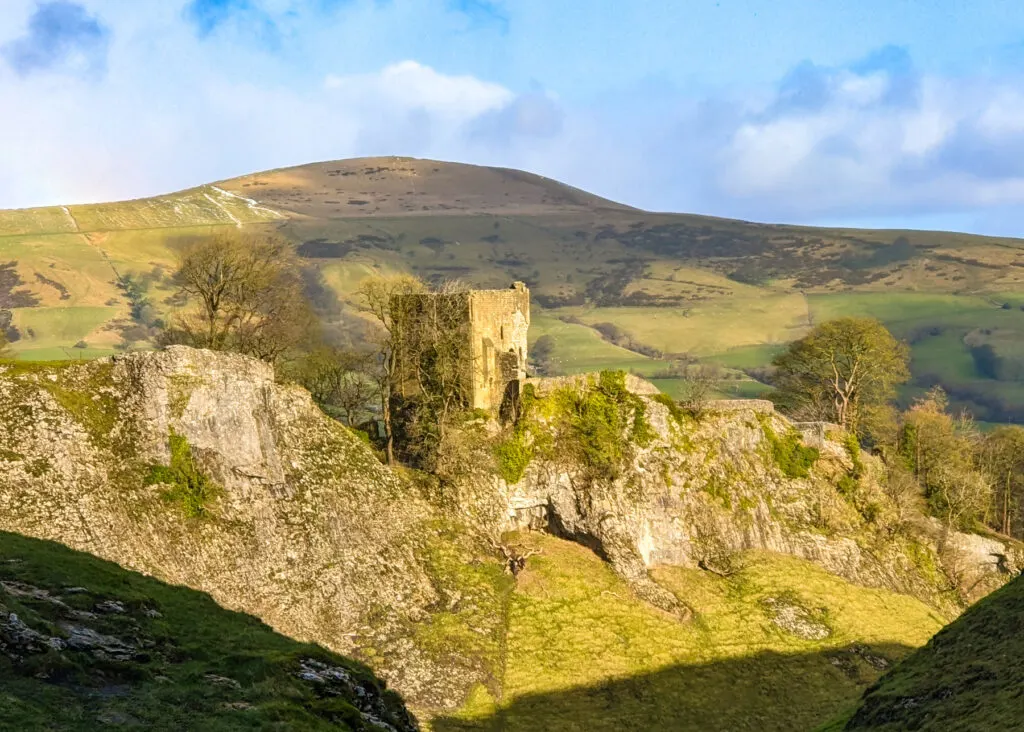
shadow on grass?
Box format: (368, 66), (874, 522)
(0, 530), (415, 731)
(432, 644), (914, 732)
(840, 573), (1024, 732)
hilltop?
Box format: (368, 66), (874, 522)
(2, 157), (1024, 420)
(215, 157), (638, 219)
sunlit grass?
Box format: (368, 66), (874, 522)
(436, 534), (945, 732)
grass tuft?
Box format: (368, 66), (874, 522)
(145, 433), (222, 519)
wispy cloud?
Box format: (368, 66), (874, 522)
(1, 1), (110, 78)
(706, 47), (1024, 220)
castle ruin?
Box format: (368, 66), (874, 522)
(391, 282), (530, 414)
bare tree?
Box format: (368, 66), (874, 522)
(400, 283), (474, 465)
(488, 536), (542, 576)
(286, 346), (379, 426)
(355, 274), (427, 465)
(680, 363), (721, 418)
(880, 461), (920, 533)
(979, 426), (1024, 538)
(163, 231), (314, 362)
(932, 463), (992, 532)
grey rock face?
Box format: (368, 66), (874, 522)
(1, 348), (1018, 716)
(495, 378), (1020, 613)
(0, 347), (443, 705)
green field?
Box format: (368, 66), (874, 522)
(529, 314), (672, 375)
(547, 294), (810, 357)
(10, 306), (121, 354)
(434, 534), (944, 732)
(2, 158), (1023, 421)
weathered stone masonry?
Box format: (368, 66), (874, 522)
(468, 282), (530, 411)
(391, 282), (530, 413)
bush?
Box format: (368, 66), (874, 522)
(557, 371), (655, 480)
(498, 372), (656, 484)
(842, 433), (865, 479)
(145, 433), (222, 519)
(651, 392), (686, 423)
(494, 384), (539, 484)
(495, 437), (533, 484)
(761, 418), (820, 479)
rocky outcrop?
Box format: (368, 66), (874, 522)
(1, 348), (1019, 721)
(0, 347), (463, 710)
(492, 375), (1021, 614)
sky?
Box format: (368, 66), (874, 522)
(4, 1), (1024, 235)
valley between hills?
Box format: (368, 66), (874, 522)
(3, 156), (1024, 423)
(2, 158), (1024, 731)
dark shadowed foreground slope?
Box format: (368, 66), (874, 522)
(0, 531), (417, 731)
(826, 572), (1024, 732)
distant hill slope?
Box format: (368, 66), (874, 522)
(828, 571), (1024, 731)
(215, 156), (638, 218)
(2, 156), (1024, 421)
(0, 530), (416, 731)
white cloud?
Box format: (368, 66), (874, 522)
(5, 4), (1024, 238)
(324, 61), (513, 118)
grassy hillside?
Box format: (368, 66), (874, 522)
(2, 156), (1024, 419)
(0, 531), (415, 731)
(825, 571), (1024, 731)
(431, 534), (945, 732)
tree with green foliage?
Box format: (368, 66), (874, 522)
(162, 231), (315, 362)
(899, 388), (991, 531)
(771, 317), (909, 437)
(979, 426), (1024, 537)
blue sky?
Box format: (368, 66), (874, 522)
(4, 0), (1024, 235)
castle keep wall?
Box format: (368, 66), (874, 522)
(391, 282), (530, 413)
(468, 283), (530, 411)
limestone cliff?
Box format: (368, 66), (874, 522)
(1, 349), (1019, 725)
(479, 372), (1020, 616)
(0, 347), (472, 711)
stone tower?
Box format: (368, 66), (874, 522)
(391, 282), (530, 414)
(467, 282), (530, 412)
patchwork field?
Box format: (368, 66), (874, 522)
(2, 156), (1023, 421)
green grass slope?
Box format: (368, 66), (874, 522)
(431, 534), (945, 732)
(0, 531), (415, 731)
(3, 156), (1024, 419)
(826, 571), (1024, 732)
